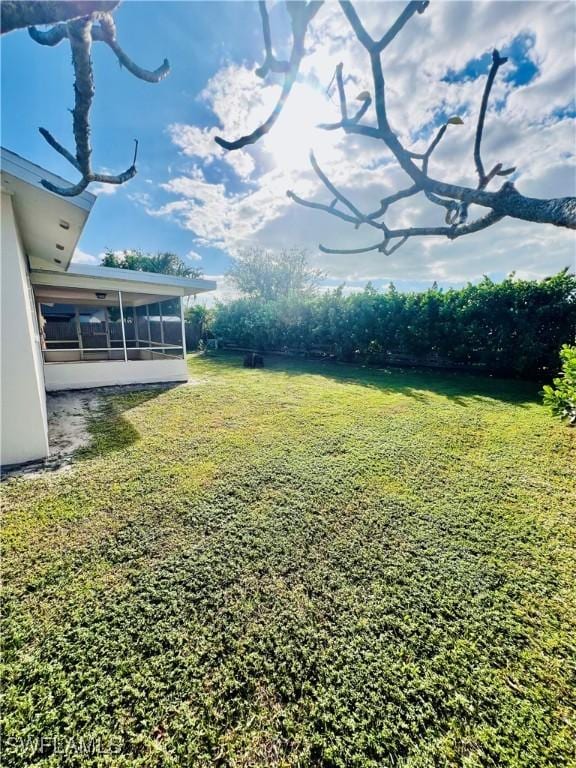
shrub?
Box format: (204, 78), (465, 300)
(542, 345), (576, 424)
(211, 271), (576, 379)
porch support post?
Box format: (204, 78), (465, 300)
(118, 290), (128, 362)
(104, 306), (111, 360)
(133, 306), (139, 348)
(146, 304), (152, 345)
(180, 296), (187, 360)
(75, 307), (84, 361)
(36, 301), (46, 352)
(159, 301), (165, 345)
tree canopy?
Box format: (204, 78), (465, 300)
(101, 250), (202, 278)
(227, 248), (324, 301)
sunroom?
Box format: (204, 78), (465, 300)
(31, 264), (216, 391)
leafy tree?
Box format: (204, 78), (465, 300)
(101, 250), (202, 278)
(185, 303), (210, 325)
(227, 248), (324, 301)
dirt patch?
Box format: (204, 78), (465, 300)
(46, 390), (103, 457)
(1, 391), (102, 480)
(2, 381), (200, 481)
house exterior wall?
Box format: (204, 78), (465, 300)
(44, 359), (189, 391)
(1, 191), (50, 465)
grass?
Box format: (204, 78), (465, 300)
(1, 353), (575, 767)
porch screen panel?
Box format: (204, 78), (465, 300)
(135, 305), (150, 348)
(159, 298), (183, 357)
(78, 306), (108, 351)
(148, 302), (162, 344)
(41, 303), (79, 349)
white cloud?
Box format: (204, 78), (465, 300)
(168, 120), (255, 180)
(186, 250), (203, 262)
(141, 0), (575, 285)
(127, 191), (153, 208)
(71, 249), (100, 266)
(90, 182), (119, 197)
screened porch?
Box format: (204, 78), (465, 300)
(36, 288), (186, 364)
(29, 265), (215, 391)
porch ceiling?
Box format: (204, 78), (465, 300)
(33, 284), (175, 308)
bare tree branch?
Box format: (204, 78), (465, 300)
(383, 236), (409, 255)
(319, 209), (505, 254)
(40, 18), (107, 194)
(28, 22), (69, 46)
(310, 108), (458, 224)
(319, 233), (411, 256)
(338, 1), (373, 50)
(366, 185), (420, 220)
(318, 62), (372, 130)
(335, 62), (348, 121)
(39, 17), (135, 197)
(310, 151), (370, 225)
(318, 97), (371, 131)
(290, 110), (464, 232)
(215, 1), (323, 150)
(217, 0), (575, 245)
(255, 0), (290, 78)
(94, 14), (170, 82)
(29, 14), (169, 81)
(38, 127), (81, 172)
(286, 190), (360, 225)
(338, 3), (574, 231)
(474, 49), (509, 186)
(336, 5), (576, 228)
(67, 19), (93, 176)
(319, 240), (383, 255)
(26, 6), (168, 195)
(341, 123), (383, 141)
(373, 0), (429, 53)
(1, 1), (118, 34)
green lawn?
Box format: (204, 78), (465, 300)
(2, 353), (575, 768)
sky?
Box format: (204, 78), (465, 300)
(1, 0), (575, 304)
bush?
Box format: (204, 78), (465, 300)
(542, 345), (576, 424)
(211, 271), (576, 379)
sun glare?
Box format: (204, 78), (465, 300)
(263, 82), (341, 173)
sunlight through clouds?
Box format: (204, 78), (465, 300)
(144, 0), (575, 284)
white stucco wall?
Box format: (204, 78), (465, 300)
(1, 191), (50, 465)
(44, 359), (189, 391)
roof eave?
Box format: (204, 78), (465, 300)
(30, 266), (217, 297)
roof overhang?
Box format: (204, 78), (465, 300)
(2, 148), (217, 300)
(1, 147), (96, 272)
(30, 264), (217, 306)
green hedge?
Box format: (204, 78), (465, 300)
(212, 271), (576, 379)
(542, 344), (576, 423)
